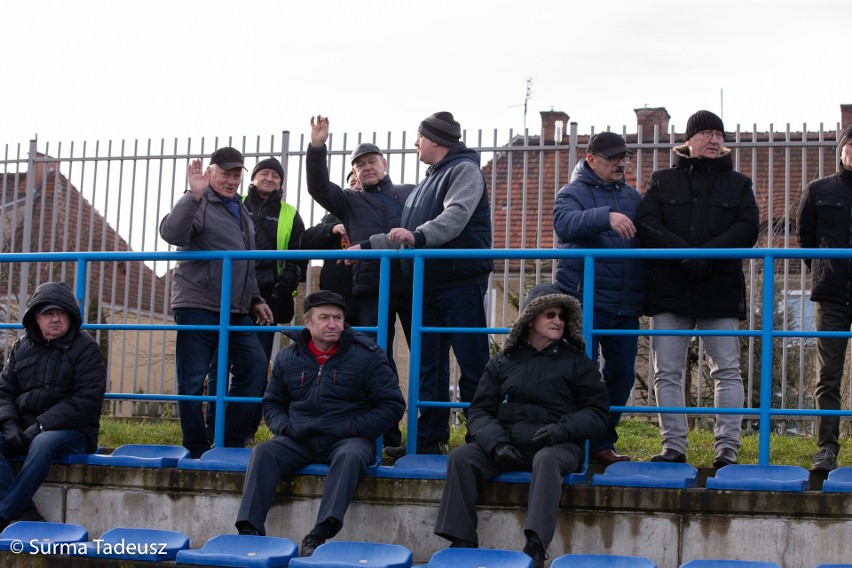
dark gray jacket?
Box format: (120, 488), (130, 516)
(160, 188), (265, 313)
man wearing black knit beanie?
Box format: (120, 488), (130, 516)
(637, 109), (760, 468)
(796, 124), (852, 472)
(365, 111), (493, 461)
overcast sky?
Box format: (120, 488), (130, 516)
(2, 0), (849, 151)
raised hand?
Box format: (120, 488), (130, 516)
(187, 159), (209, 200)
(310, 115), (330, 147)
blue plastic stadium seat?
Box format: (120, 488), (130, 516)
(422, 547), (533, 567)
(178, 447), (253, 472)
(704, 465), (809, 492)
(297, 456), (381, 477)
(288, 541), (412, 568)
(0, 521), (88, 554)
(814, 564), (852, 568)
(375, 453), (587, 484)
(821, 467), (852, 493)
(175, 534), (298, 567)
(86, 444), (189, 468)
(680, 561), (781, 568)
(551, 553), (656, 567)
(79, 527), (189, 561)
(592, 462), (698, 489)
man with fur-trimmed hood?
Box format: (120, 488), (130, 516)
(637, 110), (759, 468)
(0, 281), (106, 529)
(434, 284), (609, 568)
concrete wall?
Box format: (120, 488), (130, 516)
(27, 464), (852, 568)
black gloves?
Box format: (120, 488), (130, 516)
(492, 443), (525, 469)
(680, 258), (713, 281)
(23, 423), (40, 445)
(1, 420), (27, 456)
(532, 424), (567, 447)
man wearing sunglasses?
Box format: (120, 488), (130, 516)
(637, 110), (759, 468)
(553, 131), (645, 466)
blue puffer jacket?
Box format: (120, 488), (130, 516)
(553, 160), (646, 316)
(262, 326), (405, 456)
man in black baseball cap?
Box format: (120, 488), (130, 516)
(159, 147), (273, 457)
(553, 130), (643, 466)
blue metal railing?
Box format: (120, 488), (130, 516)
(2, 247), (851, 465)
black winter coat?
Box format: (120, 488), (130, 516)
(262, 326), (405, 456)
(469, 339), (609, 459)
(637, 147), (760, 318)
(0, 282), (106, 451)
(306, 144), (414, 299)
(796, 168), (852, 305)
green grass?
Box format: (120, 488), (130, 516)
(97, 417), (824, 467)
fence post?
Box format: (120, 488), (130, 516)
(758, 254), (776, 465)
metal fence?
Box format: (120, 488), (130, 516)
(0, 122), (848, 428)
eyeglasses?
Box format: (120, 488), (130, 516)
(595, 153), (631, 165)
(697, 130), (725, 140)
(542, 310), (565, 321)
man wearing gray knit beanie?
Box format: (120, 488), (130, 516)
(365, 111), (492, 460)
(637, 109), (759, 469)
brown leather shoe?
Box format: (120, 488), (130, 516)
(589, 449), (631, 465)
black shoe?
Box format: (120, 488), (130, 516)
(811, 447), (838, 472)
(385, 442), (447, 461)
(522, 538), (547, 568)
(713, 447), (738, 468)
(17, 506), (45, 522)
(650, 448), (686, 463)
(449, 538), (478, 548)
(300, 533), (326, 557)
(236, 521), (261, 536)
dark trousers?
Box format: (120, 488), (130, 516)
(236, 436), (373, 536)
(417, 284), (490, 445)
(814, 301), (852, 454)
(434, 441), (581, 550)
(589, 313), (639, 454)
(174, 308), (268, 458)
(358, 294), (412, 447)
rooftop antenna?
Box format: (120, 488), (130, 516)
(523, 78), (533, 132)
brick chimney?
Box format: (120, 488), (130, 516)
(540, 110), (570, 144)
(841, 104), (852, 128)
(634, 107), (670, 139)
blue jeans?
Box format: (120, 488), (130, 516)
(174, 308), (268, 458)
(417, 284), (489, 445)
(589, 313), (640, 455)
(0, 429), (88, 521)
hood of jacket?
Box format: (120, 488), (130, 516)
(671, 145), (734, 171)
(504, 283), (585, 353)
(22, 281), (83, 341)
(570, 159), (628, 192)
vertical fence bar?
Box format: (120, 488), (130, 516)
(406, 255), (426, 456)
(759, 254), (776, 465)
(213, 256), (234, 449)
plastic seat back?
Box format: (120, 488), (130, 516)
(86, 444), (190, 468)
(705, 465), (809, 492)
(80, 527), (189, 561)
(178, 447), (252, 472)
(680, 561), (781, 568)
(175, 534), (298, 567)
(592, 462), (698, 489)
(0, 521), (88, 553)
(288, 541), (412, 568)
(422, 547), (533, 568)
(822, 467), (852, 493)
(551, 553), (656, 567)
